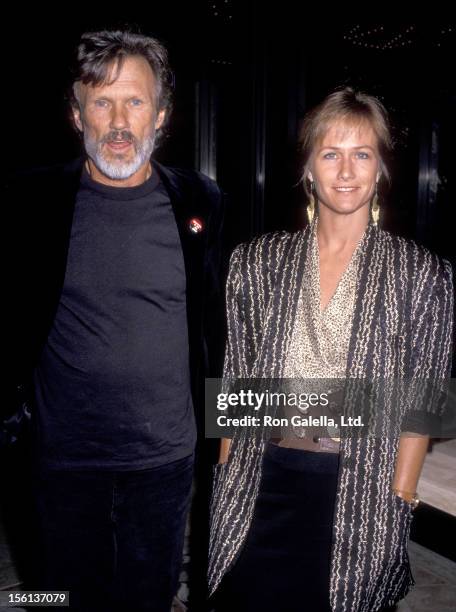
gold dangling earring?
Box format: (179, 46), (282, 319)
(371, 183), (380, 226)
(307, 182), (316, 224)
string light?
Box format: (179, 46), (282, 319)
(344, 24), (454, 50)
(210, 59), (232, 65)
(210, 0), (233, 19)
(436, 26), (454, 47)
(344, 25), (416, 50)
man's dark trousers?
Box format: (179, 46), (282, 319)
(34, 454), (193, 612)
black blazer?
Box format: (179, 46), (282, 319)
(4, 157), (225, 445)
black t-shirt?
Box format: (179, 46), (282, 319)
(33, 166), (195, 470)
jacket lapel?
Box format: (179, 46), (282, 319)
(154, 162), (208, 295)
(154, 161), (212, 392)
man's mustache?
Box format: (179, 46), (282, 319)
(101, 130), (137, 144)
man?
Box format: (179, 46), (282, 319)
(6, 30), (224, 611)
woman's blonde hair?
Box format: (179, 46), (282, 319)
(299, 87), (393, 196)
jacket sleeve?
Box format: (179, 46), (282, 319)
(222, 244), (250, 381)
(411, 258), (453, 378)
(2, 174), (36, 448)
(220, 243), (258, 427)
(402, 258), (454, 434)
(222, 233), (284, 380)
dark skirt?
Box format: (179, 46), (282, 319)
(213, 443), (340, 612)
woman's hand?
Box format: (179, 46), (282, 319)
(392, 433), (429, 505)
(218, 437), (232, 464)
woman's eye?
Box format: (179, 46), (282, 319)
(356, 152), (370, 159)
(94, 99), (109, 108)
(323, 152), (337, 159)
(130, 99), (143, 106)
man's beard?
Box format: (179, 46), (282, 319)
(84, 129), (156, 180)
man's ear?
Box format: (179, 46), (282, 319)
(71, 82), (84, 132)
(72, 105), (83, 132)
(155, 109), (166, 131)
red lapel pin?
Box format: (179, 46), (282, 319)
(188, 218), (204, 234)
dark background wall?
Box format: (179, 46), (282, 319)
(4, 7), (455, 263)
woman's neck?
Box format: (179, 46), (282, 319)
(316, 207), (369, 255)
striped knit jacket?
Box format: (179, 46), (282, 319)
(208, 222), (453, 611)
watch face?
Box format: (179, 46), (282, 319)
(410, 496), (420, 510)
(393, 489), (419, 509)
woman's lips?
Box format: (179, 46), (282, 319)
(333, 186), (359, 192)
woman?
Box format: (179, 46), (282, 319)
(209, 88), (453, 611)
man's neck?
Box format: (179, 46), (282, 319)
(85, 159), (152, 188)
